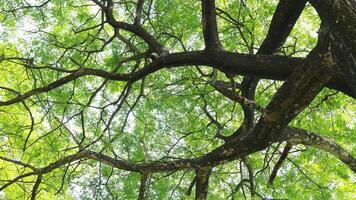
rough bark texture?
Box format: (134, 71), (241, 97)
(309, 0), (356, 97)
(195, 167), (212, 200)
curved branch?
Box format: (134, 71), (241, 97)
(278, 127), (356, 172)
(2, 125), (353, 193)
(84, 125), (356, 174)
(0, 150), (88, 191)
(1, 51), (353, 107)
(0, 67), (132, 106)
(0, 171), (37, 191)
(0, 156), (36, 170)
(100, 0), (167, 55)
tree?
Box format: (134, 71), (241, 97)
(0, 0), (355, 199)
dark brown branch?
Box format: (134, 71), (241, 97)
(196, 39), (338, 189)
(239, 0), (307, 128)
(22, 101), (35, 151)
(1, 1), (355, 198)
(0, 151), (88, 191)
(201, 0), (223, 51)
(138, 173), (149, 200)
(278, 127), (356, 173)
(0, 171), (37, 191)
(186, 176), (197, 196)
(0, 156), (36, 170)
(86, 124), (355, 173)
(212, 82), (264, 113)
(2, 124), (353, 193)
(268, 143), (292, 185)
(309, 0), (356, 101)
(251, 35), (337, 148)
(241, 157), (255, 196)
(195, 167), (212, 200)
(2, 0), (51, 12)
(201, 96), (224, 139)
(39, 150), (89, 174)
(0, 67), (130, 106)
(135, 0), (145, 25)
(1, 51), (353, 108)
(31, 174), (42, 200)
(258, 0), (308, 54)
(101, 0), (167, 55)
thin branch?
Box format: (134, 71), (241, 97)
(0, 156), (36, 171)
(268, 143), (292, 185)
(186, 175), (197, 196)
(241, 157), (255, 196)
(100, 0), (167, 55)
(212, 81), (264, 113)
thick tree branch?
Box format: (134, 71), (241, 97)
(195, 167), (212, 200)
(138, 173), (148, 200)
(251, 35), (337, 147)
(1, 51), (353, 107)
(309, 0), (356, 98)
(1, 0), (355, 198)
(134, 0), (145, 25)
(279, 127), (356, 173)
(258, 0), (307, 54)
(239, 0), (308, 128)
(201, 0), (223, 51)
(2, 125), (354, 194)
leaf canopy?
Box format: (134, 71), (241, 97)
(0, 0), (355, 199)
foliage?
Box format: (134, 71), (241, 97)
(0, 0), (355, 199)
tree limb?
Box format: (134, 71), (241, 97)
(239, 0), (308, 128)
(31, 174), (42, 200)
(201, 0), (223, 51)
(268, 143), (292, 185)
(195, 167), (212, 200)
(1, 51), (353, 107)
(279, 127), (356, 172)
(138, 173), (148, 200)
